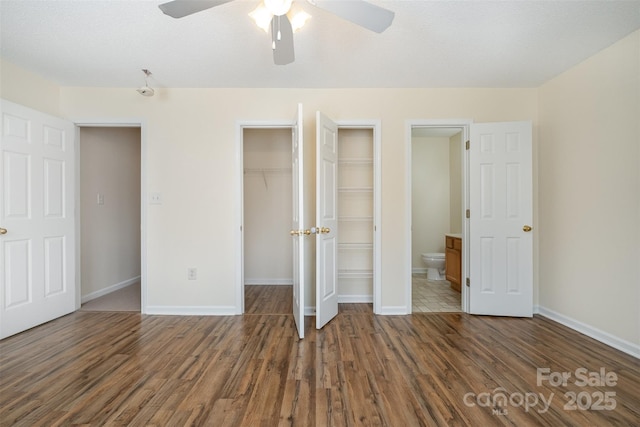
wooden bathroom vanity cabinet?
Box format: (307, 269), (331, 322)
(445, 234), (462, 292)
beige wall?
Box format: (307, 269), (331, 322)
(0, 59), (60, 117)
(56, 88), (537, 312)
(80, 127), (141, 300)
(538, 30), (640, 346)
(243, 128), (293, 284)
(411, 136), (450, 269)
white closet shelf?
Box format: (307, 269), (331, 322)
(338, 269), (373, 278)
(338, 187), (373, 193)
(243, 167), (291, 174)
(338, 158), (373, 165)
(338, 216), (373, 222)
(338, 243), (373, 250)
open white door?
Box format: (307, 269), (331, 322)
(291, 104), (305, 339)
(469, 121), (533, 317)
(0, 100), (76, 339)
(315, 111), (339, 329)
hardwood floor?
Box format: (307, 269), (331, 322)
(1, 287), (638, 426)
(244, 285), (292, 315)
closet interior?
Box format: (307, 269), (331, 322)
(242, 126), (375, 302)
(337, 128), (374, 301)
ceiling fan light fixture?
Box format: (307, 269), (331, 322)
(289, 10), (310, 32)
(249, 4), (273, 32)
(264, 0), (292, 16)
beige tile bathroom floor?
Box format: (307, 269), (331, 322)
(412, 273), (461, 313)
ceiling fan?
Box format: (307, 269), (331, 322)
(158, 0), (395, 65)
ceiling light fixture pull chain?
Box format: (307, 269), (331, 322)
(277, 15), (282, 41)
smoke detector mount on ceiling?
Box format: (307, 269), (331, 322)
(137, 69), (155, 97)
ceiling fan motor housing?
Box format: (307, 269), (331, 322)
(264, 0), (293, 16)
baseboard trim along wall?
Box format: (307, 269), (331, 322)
(536, 305), (639, 359)
(338, 295), (373, 303)
(244, 279), (293, 285)
(378, 305), (410, 315)
(81, 276), (141, 304)
(145, 306), (237, 316)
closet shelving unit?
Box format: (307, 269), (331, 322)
(337, 136), (374, 295)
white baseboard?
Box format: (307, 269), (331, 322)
(338, 295), (373, 303)
(144, 305), (237, 316)
(412, 268), (428, 274)
(378, 305), (410, 315)
(245, 279), (293, 285)
(305, 306), (315, 316)
(536, 305), (639, 359)
(81, 276), (140, 304)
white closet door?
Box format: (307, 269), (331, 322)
(315, 111), (339, 329)
(291, 103), (305, 338)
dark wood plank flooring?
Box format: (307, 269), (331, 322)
(244, 285), (292, 315)
(1, 286), (638, 426)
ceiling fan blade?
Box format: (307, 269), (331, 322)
(272, 15), (295, 65)
(309, 0), (394, 33)
(158, 0), (234, 18)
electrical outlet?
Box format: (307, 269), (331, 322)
(150, 192), (162, 205)
(187, 268), (197, 280)
(97, 193), (104, 205)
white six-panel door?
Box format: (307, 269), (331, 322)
(0, 100), (76, 339)
(291, 104), (305, 339)
(469, 121), (533, 317)
(315, 112), (339, 329)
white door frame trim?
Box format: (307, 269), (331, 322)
(73, 119), (148, 313)
(405, 119), (472, 314)
(235, 120), (294, 314)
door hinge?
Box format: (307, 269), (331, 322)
(466, 209), (470, 218)
(466, 277), (470, 287)
(465, 140), (470, 150)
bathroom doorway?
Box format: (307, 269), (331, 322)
(410, 126), (464, 313)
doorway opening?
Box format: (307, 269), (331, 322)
(242, 127), (293, 315)
(237, 118), (381, 317)
(78, 126), (142, 312)
(407, 121), (471, 314)
(336, 128), (376, 306)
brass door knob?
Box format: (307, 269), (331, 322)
(523, 225), (532, 232)
(320, 227), (331, 234)
(290, 230), (300, 236)
(0, 227), (7, 235)
(303, 229), (311, 235)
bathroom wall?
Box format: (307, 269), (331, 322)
(80, 127), (141, 301)
(411, 136), (450, 270)
(243, 128), (293, 284)
(449, 132), (463, 234)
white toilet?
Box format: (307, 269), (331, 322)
(421, 253), (446, 280)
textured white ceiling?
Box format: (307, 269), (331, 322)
(1, 0), (639, 89)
